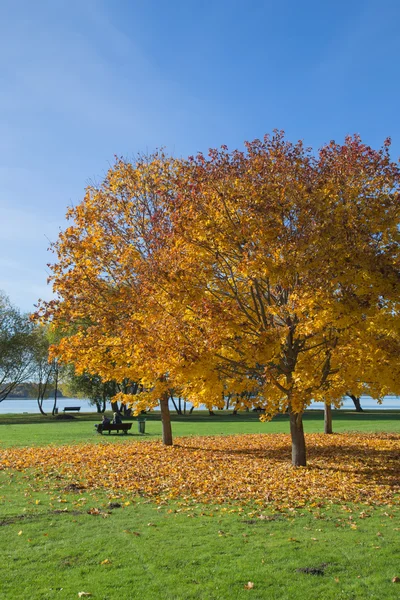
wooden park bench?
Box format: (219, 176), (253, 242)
(100, 423), (132, 435)
(63, 407), (81, 412)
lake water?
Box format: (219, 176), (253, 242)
(0, 395), (398, 415)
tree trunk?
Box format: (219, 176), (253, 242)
(324, 403), (333, 434)
(111, 401), (119, 412)
(52, 367), (59, 416)
(160, 394), (173, 446)
(348, 394), (363, 412)
(289, 410), (306, 467)
(37, 397), (47, 416)
(123, 405), (131, 417)
(170, 394), (181, 414)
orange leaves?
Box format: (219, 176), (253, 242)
(1, 433), (399, 509)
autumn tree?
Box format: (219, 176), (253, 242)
(157, 134), (399, 464)
(39, 134), (399, 464)
(38, 155), (182, 444)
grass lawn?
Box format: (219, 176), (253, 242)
(0, 471), (399, 600)
(0, 409), (399, 448)
(0, 411), (399, 599)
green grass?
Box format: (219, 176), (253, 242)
(1, 411), (399, 598)
(0, 470), (399, 600)
(0, 409), (399, 448)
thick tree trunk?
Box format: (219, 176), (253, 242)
(111, 401), (119, 412)
(160, 394), (173, 446)
(348, 394), (363, 412)
(289, 411), (307, 467)
(324, 403), (333, 434)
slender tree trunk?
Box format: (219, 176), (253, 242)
(37, 380), (48, 416)
(289, 410), (306, 467)
(189, 405), (194, 414)
(170, 394), (180, 414)
(160, 394), (173, 446)
(324, 403), (333, 434)
(178, 397), (182, 413)
(183, 400), (186, 415)
(111, 400), (119, 412)
(37, 396), (47, 416)
(123, 405), (131, 417)
(52, 367), (59, 416)
(348, 394), (363, 412)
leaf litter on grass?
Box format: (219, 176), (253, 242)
(0, 433), (399, 509)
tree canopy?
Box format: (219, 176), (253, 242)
(40, 133), (400, 465)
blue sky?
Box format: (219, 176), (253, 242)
(1, 0), (399, 312)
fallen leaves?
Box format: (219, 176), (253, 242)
(87, 507), (110, 518)
(244, 581), (254, 589)
(1, 433), (399, 509)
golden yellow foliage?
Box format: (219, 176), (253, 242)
(36, 134), (400, 465)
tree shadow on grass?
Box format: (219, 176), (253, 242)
(174, 436), (400, 489)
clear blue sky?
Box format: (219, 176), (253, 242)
(1, 0), (399, 312)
